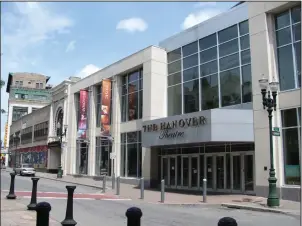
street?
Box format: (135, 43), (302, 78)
(1, 171), (299, 226)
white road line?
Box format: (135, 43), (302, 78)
(21, 196), (95, 200)
(1, 190), (104, 195)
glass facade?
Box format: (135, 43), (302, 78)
(121, 69), (143, 122)
(12, 106), (28, 122)
(95, 137), (112, 176)
(167, 20), (251, 116)
(281, 107), (301, 185)
(120, 131), (142, 178)
(275, 6), (301, 91)
(96, 83), (113, 127)
(76, 140), (89, 174)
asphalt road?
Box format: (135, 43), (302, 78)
(1, 171), (299, 226)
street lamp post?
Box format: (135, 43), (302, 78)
(258, 75), (280, 207)
(57, 122), (68, 179)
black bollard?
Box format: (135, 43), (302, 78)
(6, 172), (16, 199)
(218, 217), (238, 226)
(27, 177), (40, 210)
(36, 202), (51, 226)
(126, 207), (143, 226)
(61, 186), (77, 226)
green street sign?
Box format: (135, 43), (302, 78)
(272, 131), (280, 136)
(273, 127), (280, 132)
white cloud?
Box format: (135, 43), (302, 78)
(116, 17), (148, 33)
(65, 40), (76, 53)
(76, 64), (101, 78)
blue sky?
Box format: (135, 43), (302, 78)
(1, 1), (236, 141)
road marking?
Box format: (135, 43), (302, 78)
(102, 198), (131, 201)
(1, 190), (105, 195)
(21, 196), (95, 200)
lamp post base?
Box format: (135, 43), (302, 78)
(267, 169), (280, 207)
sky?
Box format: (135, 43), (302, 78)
(0, 1), (237, 142)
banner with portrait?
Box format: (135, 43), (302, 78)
(77, 89), (89, 139)
(128, 84), (136, 121)
(100, 80), (111, 137)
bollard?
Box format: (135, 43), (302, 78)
(203, 178), (207, 203)
(140, 177), (144, 199)
(160, 179), (165, 203)
(218, 217), (238, 226)
(116, 176), (120, 195)
(102, 175), (107, 193)
(36, 202), (51, 226)
(112, 172), (115, 190)
(27, 177), (40, 210)
(6, 172), (16, 199)
(126, 207), (143, 226)
(61, 186), (77, 226)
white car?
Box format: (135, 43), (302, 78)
(14, 164), (35, 176)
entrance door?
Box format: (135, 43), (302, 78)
(182, 157), (189, 187)
(244, 153), (254, 193)
(216, 155), (225, 190)
(205, 156), (213, 189)
(169, 157), (177, 187)
(232, 154), (242, 191)
(190, 156), (199, 188)
(162, 157), (168, 185)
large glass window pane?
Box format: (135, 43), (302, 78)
(200, 47), (217, 64)
(277, 45), (295, 91)
(182, 41), (198, 57)
(127, 143), (138, 177)
(183, 53), (198, 69)
(168, 85), (182, 116)
(201, 74), (219, 110)
(219, 39), (239, 57)
(200, 60), (217, 77)
(127, 132), (138, 143)
(218, 25), (238, 43)
(121, 95), (127, 122)
(294, 42), (301, 86)
(122, 84), (127, 95)
(220, 68), (241, 107)
(298, 108), (301, 126)
(168, 60), (181, 74)
(291, 6), (301, 24)
(168, 72), (181, 86)
(128, 80), (139, 93)
(276, 27), (292, 46)
(283, 128), (300, 185)
(199, 33), (217, 51)
(139, 90), (143, 119)
(293, 24), (301, 42)
(128, 91), (138, 121)
(183, 66), (199, 82)
(168, 48), (181, 63)
(240, 35), (250, 50)
(219, 53), (239, 71)
(275, 11), (290, 30)
(129, 71), (140, 83)
(183, 79), (199, 113)
(282, 108), (298, 127)
(242, 64), (252, 103)
(241, 49), (251, 65)
(239, 20), (249, 35)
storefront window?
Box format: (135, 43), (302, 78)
(120, 131), (142, 178)
(121, 69), (143, 122)
(282, 107), (301, 185)
(95, 137), (112, 176)
(275, 6), (301, 91)
(167, 20), (251, 116)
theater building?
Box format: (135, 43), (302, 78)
(64, 2), (300, 201)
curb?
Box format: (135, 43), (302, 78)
(221, 203), (299, 217)
(149, 202), (220, 207)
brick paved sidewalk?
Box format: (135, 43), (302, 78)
(1, 193), (60, 226)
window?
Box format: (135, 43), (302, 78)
(34, 122), (48, 141)
(21, 127), (33, 144)
(95, 137), (112, 176)
(19, 81), (23, 87)
(275, 6), (301, 91)
(166, 20), (251, 116)
(120, 131), (142, 178)
(121, 69), (143, 122)
(96, 84), (113, 127)
(12, 107), (28, 122)
(281, 107), (301, 185)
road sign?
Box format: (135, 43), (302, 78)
(110, 153), (116, 159)
(272, 131), (280, 136)
(273, 127), (280, 132)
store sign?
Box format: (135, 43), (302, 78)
(143, 116), (206, 140)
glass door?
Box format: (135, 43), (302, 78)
(244, 153), (254, 193)
(199, 155), (205, 189)
(190, 156), (199, 188)
(169, 157), (176, 187)
(182, 156), (189, 187)
(162, 157), (168, 185)
(216, 155), (225, 190)
(205, 156), (213, 189)
(232, 154), (242, 192)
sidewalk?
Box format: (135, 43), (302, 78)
(1, 192), (60, 226)
(3, 168), (300, 216)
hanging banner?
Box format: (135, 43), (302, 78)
(128, 84), (136, 121)
(77, 89), (89, 139)
(100, 80), (111, 136)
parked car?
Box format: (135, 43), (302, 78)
(14, 164), (35, 176)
